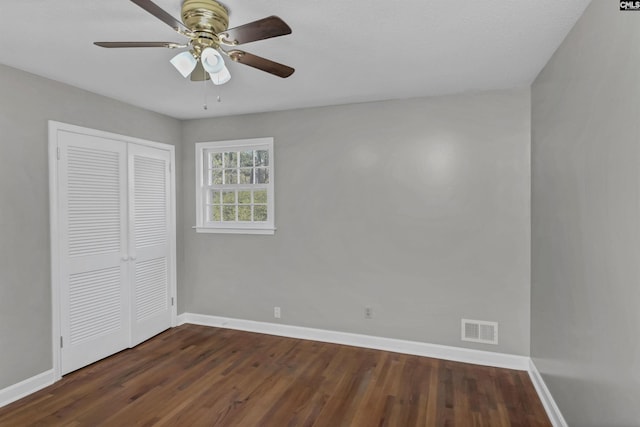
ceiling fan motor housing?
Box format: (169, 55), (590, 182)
(182, 0), (229, 34)
(182, 0), (229, 57)
(181, 0), (229, 55)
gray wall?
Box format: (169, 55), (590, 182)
(531, 1), (640, 425)
(181, 89), (531, 355)
(0, 64), (182, 390)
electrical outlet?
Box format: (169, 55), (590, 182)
(274, 306), (281, 319)
(364, 306), (373, 319)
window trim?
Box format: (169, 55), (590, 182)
(195, 137), (275, 235)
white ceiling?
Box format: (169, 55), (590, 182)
(0, 0), (591, 120)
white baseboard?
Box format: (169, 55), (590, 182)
(177, 313), (529, 371)
(0, 370), (55, 408)
(528, 359), (567, 427)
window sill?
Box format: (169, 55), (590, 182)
(192, 226), (276, 235)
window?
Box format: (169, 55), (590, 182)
(195, 137), (275, 234)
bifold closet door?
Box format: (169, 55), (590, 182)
(58, 131), (129, 375)
(128, 144), (172, 346)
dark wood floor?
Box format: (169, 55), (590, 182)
(0, 324), (550, 426)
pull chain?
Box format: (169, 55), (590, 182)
(214, 73), (222, 103)
(203, 75), (208, 110)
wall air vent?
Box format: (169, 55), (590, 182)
(461, 319), (498, 345)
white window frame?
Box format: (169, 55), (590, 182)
(195, 137), (275, 235)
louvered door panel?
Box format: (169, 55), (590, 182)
(134, 156), (167, 248)
(68, 267), (122, 344)
(128, 144), (172, 346)
(58, 131), (129, 375)
(135, 257), (168, 322)
(67, 147), (122, 257)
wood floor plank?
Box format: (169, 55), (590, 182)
(0, 325), (551, 426)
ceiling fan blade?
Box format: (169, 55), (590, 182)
(227, 50), (294, 78)
(130, 0), (191, 34)
(220, 16), (292, 46)
(190, 61), (211, 81)
(94, 41), (187, 48)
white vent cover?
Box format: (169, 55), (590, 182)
(461, 319), (498, 345)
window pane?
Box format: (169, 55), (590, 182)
(208, 190), (221, 204)
(224, 169), (238, 184)
(209, 169), (222, 185)
(238, 191), (251, 204)
(223, 205), (236, 221)
(239, 168), (253, 184)
(198, 139), (274, 232)
(224, 152), (238, 168)
(255, 150), (269, 166)
(208, 205), (221, 222)
(254, 205), (267, 221)
(209, 152), (223, 168)
(253, 189), (267, 204)
(222, 191), (236, 204)
(255, 167), (269, 184)
(238, 206), (251, 221)
(240, 151), (253, 167)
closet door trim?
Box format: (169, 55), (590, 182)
(48, 120), (177, 381)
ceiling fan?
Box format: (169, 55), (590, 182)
(95, 0), (294, 84)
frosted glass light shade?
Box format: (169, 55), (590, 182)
(170, 51), (197, 78)
(210, 65), (231, 85)
(201, 48), (225, 74)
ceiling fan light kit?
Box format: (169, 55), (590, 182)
(201, 48), (224, 73)
(95, 0), (294, 85)
(170, 50), (198, 77)
(210, 64), (231, 85)
(211, 67), (231, 85)
(200, 47), (231, 84)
